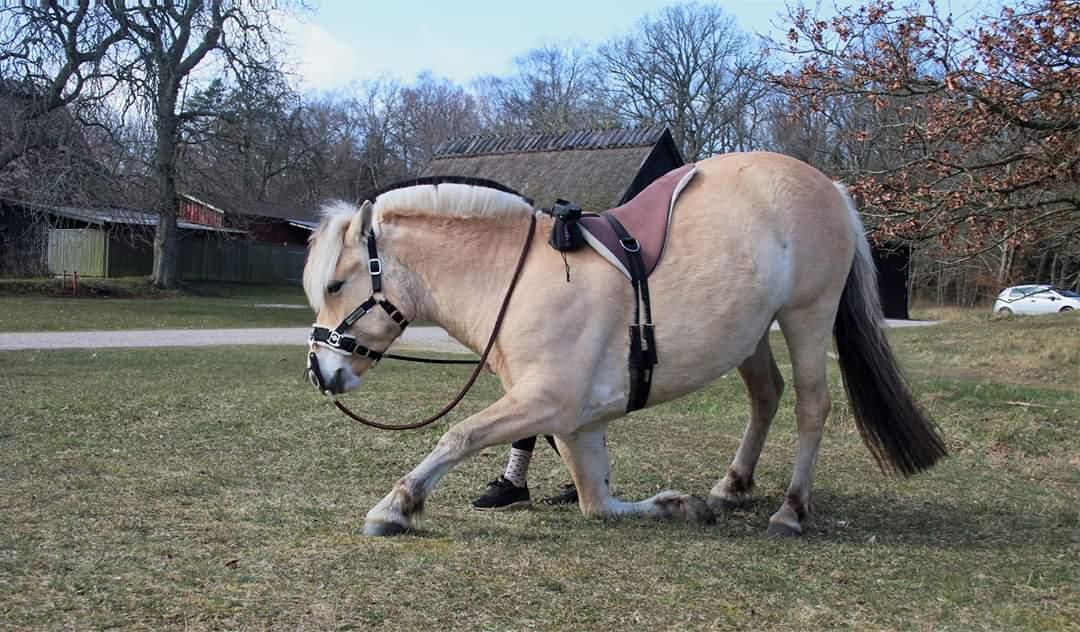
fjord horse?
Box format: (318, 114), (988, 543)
(303, 152), (946, 537)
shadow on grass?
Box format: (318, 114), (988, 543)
(400, 490), (1074, 551)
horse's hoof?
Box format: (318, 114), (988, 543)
(362, 521), (412, 537)
(685, 495), (718, 525)
(653, 492), (716, 524)
(707, 494), (740, 512)
(766, 521), (803, 538)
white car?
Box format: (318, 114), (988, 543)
(993, 285), (1080, 315)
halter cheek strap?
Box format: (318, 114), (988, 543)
(308, 237), (410, 362)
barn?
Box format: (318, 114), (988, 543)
(422, 126), (683, 211)
(0, 195), (314, 284)
(421, 125), (911, 319)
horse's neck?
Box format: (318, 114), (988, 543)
(387, 215), (533, 353)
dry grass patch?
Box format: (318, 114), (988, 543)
(0, 314), (1077, 629)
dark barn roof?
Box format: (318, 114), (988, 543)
(182, 191), (318, 225)
(5, 199), (241, 233)
(421, 126), (683, 211)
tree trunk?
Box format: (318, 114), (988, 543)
(151, 83), (180, 289)
(1035, 250), (1052, 283)
(996, 244), (1013, 287)
(1057, 258), (1072, 288)
(152, 209), (178, 288)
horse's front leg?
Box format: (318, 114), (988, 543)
(363, 390), (564, 536)
(555, 424), (716, 525)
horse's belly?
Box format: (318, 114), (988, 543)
(648, 309), (775, 403)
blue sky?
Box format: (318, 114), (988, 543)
(284, 0), (989, 92)
(285, 0), (790, 91)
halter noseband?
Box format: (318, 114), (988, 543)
(308, 236), (409, 364)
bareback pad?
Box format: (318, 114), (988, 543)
(577, 163), (697, 279)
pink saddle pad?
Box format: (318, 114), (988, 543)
(577, 164), (697, 278)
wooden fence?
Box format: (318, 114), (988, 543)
(45, 228), (305, 284)
(47, 229), (107, 277)
(177, 236), (306, 283)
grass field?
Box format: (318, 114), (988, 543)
(0, 311), (1077, 629)
(0, 280), (309, 331)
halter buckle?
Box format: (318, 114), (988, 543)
(327, 331), (342, 346)
(368, 258), (383, 276)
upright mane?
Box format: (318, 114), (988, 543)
(304, 179), (534, 312)
(373, 176), (534, 220)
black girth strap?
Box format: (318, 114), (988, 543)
(602, 213), (657, 412)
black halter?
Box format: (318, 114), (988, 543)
(308, 237), (409, 362)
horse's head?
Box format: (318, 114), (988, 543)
(303, 200), (409, 394)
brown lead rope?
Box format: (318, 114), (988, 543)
(329, 214), (537, 430)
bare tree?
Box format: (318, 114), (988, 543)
(346, 78), (409, 196)
(104, 0), (288, 288)
(0, 2), (129, 173)
(598, 2), (770, 159)
(396, 72), (481, 174)
(180, 75), (315, 208)
(474, 42), (614, 134)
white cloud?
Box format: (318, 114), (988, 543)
(281, 16), (362, 92)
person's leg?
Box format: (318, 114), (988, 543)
(503, 436), (537, 487)
(471, 436), (537, 511)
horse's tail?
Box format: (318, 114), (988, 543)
(832, 184), (947, 476)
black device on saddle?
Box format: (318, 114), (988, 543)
(546, 198), (586, 252)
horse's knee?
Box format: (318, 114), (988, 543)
(753, 386), (782, 422)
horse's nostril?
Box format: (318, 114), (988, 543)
(326, 368), (347, 394)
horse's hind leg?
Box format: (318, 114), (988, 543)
(766, 307), (835, 537)
(555, 424), (715, 525)
(708, 332), (784, 511)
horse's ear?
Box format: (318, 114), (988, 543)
(345, 200), (375, 243)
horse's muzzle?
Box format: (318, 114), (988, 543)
(306, 351), (362, 395)
(305, 351), (329, 393)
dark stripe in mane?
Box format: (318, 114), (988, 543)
(375, 176), (534, 207)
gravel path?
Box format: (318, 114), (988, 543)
(0, 326), (470, 353)
(0, 320), (935, 352)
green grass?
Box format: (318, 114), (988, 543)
(0, 280), (310, 331)
(0, 313), (1077, 629)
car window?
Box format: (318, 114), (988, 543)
(1009, 288), (1027, 298)
(1054, 288), (1080, 298)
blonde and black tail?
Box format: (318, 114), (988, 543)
(833, 185), (947, 475)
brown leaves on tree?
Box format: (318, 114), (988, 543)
(772, 0), (1078, 261)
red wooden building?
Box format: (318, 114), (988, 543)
(178, 194), (225, 228)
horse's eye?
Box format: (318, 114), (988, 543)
(326, 280), (344, 295)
